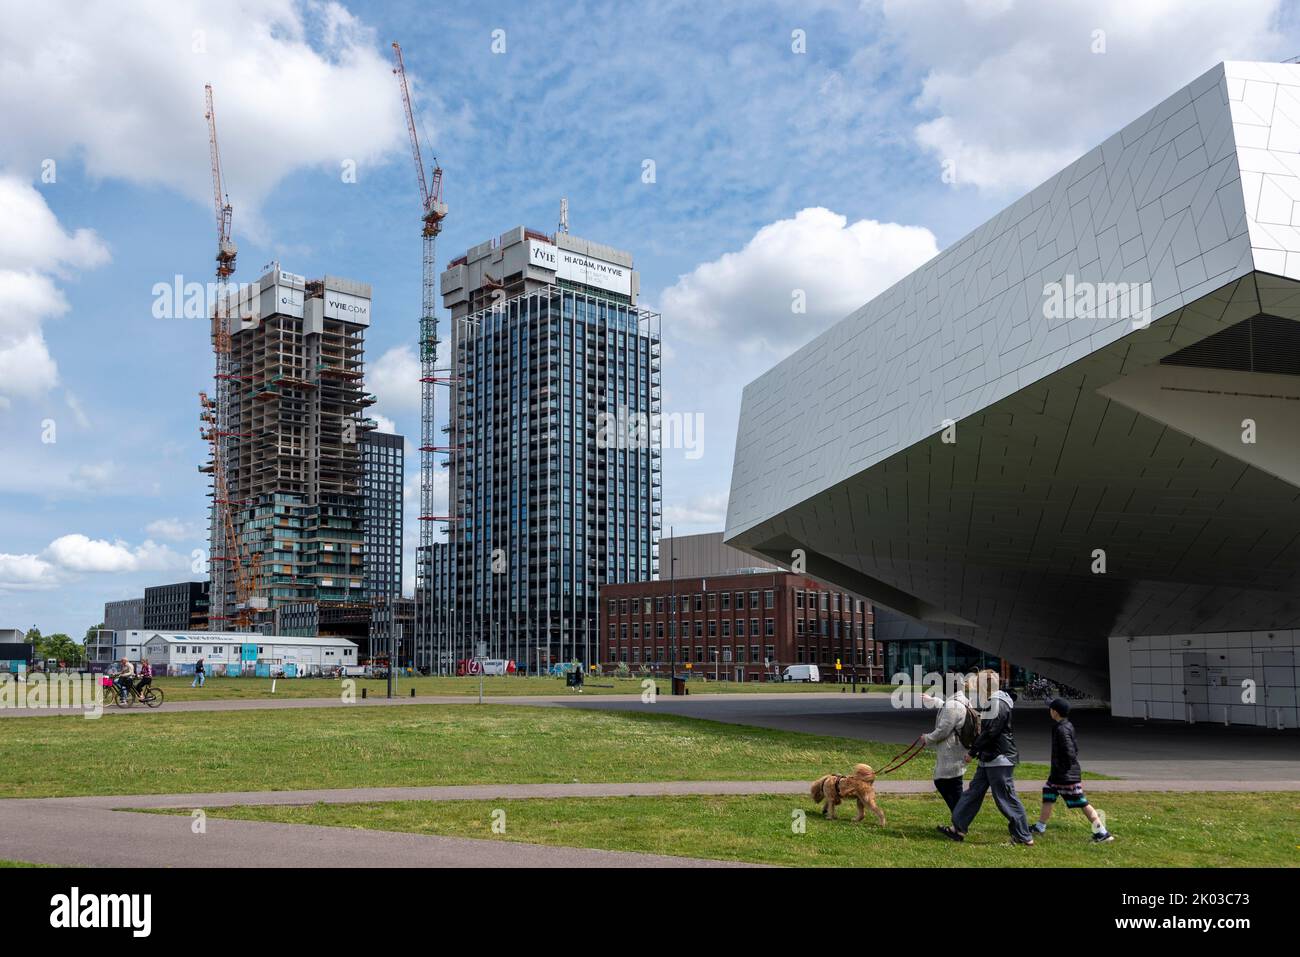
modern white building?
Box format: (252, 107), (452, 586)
(726, 61), (1300, 724)
(111, 630), (357, 677)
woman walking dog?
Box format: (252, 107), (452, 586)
(917, 674), (976, 812)
(938, 669), (1034, 845)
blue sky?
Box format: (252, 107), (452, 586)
(2, 0), (1297, 636)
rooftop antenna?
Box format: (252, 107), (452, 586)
(559, 197), (569, 234)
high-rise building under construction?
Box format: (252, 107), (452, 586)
(212, 266), (377, 623)
(416, 227), (662, 672)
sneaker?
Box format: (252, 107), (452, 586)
(1091, 831), (1115, 844)
(937, 825), (965, 842)
(1030, 821), (1047, 834)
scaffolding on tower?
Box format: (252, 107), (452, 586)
(392, 42), (450, 672)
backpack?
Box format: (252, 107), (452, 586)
(956, 704), (981, 750)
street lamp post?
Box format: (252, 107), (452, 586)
(669, 526), (679, 694)
(385, 596), (395, 699)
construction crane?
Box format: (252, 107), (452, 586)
(200, 83), (262, 631)
(392, 42), (450, 671)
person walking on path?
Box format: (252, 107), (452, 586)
(938, 669), (1034, 845)
(918, 677), (974, 812)
(192, 657), (206, 688)
(1030, 698), (1115, 843)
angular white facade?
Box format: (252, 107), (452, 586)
(726, 62), (1300, 697)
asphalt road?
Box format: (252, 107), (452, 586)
(552, 694), (1300, 780)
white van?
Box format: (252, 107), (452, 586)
(782, 664), (821, 683)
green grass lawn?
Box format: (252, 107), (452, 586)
(167, 792), (1300, 867)
(142, 675), (899, 701)
(0, 704), (1054, 798)
(0, 860), (50, 868)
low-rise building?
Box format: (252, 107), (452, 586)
(0, 629), (32, 676)
(599, 570), (882, 682)
(86, 629), (116, 666)
(131, 630), (359, 677)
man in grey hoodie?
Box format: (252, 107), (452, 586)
(938, 669), (1034, 845)
(918, 675), (971, 812)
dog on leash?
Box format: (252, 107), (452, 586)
(811, 764), (886, 824)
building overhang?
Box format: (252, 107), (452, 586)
(725, 62), (1300, 695)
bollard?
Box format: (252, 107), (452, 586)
(410, 687), (415, 698)
(362, 688), (367, 699)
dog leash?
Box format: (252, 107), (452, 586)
(875, 739), (925, 776)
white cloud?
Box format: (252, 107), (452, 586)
(0, 176), (110, 402)
(44, 534), (187, 574)
(882, 0), (1289, 192)
(371, 413), (398, 434)
(0, 552), (57, 590)
(1, 530), (190, 591)
(0, 175), (110, 275)
(661, 207), (938, 353)
(144, 518), (195, 541)
(0, 327), (61, 400)
(664, 493), (729, 530)
(65, 392), (91, 429)
(0, 0), (409, 228)
(370, 345), (422, 414)
(70, 461), (119, 492)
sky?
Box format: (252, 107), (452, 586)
(2, 0), (1298, 637)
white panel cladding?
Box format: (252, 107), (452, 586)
(727, 61), (1271, 538)
(1224, 60), (1300, 280)
(1109, 630), (1299, 728)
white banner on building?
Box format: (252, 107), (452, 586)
(322, 290), (371, 325)
(272, 284), (304, 318)
(528, 241), (631, 296)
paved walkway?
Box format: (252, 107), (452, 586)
(1, 784), (766, 869)
(6, 775), (1296, 869)
(37, 776), (1300, 811)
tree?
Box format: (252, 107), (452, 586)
(58, 634), (86, 667)
(34, 633), (84, 667)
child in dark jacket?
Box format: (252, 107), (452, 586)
(1031, 698), (1114, 843)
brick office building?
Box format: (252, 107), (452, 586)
(599, 571), (883, 682)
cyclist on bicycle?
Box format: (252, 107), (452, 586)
(112, 658), (136, 702)
(136, 658), (154, 694)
